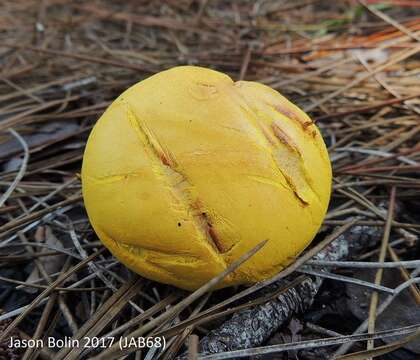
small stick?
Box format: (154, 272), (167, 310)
(187, 335), (199, 360)
(367, 187), (396, 353)
(239, 47), (252, 80)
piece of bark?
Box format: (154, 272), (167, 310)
(198, 225), (382, 355)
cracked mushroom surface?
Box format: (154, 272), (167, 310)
(81, 66), (332, 290)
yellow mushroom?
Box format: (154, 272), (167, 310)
(81, 66), (332, 290)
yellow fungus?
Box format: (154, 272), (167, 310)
(82, 66), (332, 290)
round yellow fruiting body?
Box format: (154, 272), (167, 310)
(82, 66), (332, 291)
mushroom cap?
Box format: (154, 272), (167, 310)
(82, 66), (332, 290)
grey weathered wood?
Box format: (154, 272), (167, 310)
(198, 225), (383, 355)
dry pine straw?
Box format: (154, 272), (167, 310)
(0, 1), (419, 359)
